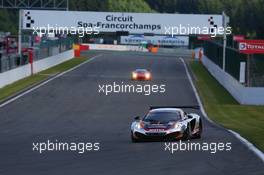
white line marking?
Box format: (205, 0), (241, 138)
(0, 54), (102, 108)
(229, 130), (264, 162)
(179, 57), (212, 122)
(179, 57), (264, 163)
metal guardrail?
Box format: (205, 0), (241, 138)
(203, 40), (264, 87)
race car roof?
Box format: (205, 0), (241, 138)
(150, 106), (200, 110)
(150, 108), (183, 113)
(135, 69), (148, 72)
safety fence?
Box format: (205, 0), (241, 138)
(203, 40), (264, 87)
(0, 37), (73, 73)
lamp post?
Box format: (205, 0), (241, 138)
(222, 11), (229, 71)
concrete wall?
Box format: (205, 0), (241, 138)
(202, 55), (264, 105)
(32, 49), (74, 73)
(0, 49), (74, 89)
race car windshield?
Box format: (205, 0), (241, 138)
(136, 69), (147, 73)
(144, 111), (181, 123)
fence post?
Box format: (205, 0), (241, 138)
(246, 54), (250, 87)
(18, 10), (22, 57)
(222, 11), (229, 71)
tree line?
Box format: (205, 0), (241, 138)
(0, 0), (263, 38)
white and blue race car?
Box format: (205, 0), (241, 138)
(131, 106), (203, 142)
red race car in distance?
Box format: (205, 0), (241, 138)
(131, 69), (152, 80)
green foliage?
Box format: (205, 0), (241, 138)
(0, 0), (264, 38)
(146, 0), (264, 38)
(69, 0), (153, 12)
(0, 9), (18, 34)
(69, 0), (108, 11)
(106, 0), (154, 12)
(197, 0), (224, 13)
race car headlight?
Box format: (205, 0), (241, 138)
(145, 73), (151, 79)
(132, 72), (137, 79)
(136, 121), (144, 129)
(174, 123), (182, 129)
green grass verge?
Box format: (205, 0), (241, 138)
(190, 61), (264, 151)
(0, 57), (88, 102)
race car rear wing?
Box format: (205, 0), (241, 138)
(149, 105), (200, 110)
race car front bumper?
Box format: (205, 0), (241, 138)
(131, 73), (151, 80)
(132, 127), (184, 140)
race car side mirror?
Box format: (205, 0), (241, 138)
(134, 116), (141, 120)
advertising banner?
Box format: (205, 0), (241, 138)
(120, 35), (189, 46)
(21, 10), (223, 35)
(239, 40), (264, 54)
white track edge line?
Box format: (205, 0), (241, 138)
(0, 54), (102, 108)
(179, 57), (264, 163)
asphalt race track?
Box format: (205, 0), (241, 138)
(0, 51), (263, 175)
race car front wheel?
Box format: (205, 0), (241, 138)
(194, 119), (203, 139)
(182, 124), (192, 140)
(131, 132), (140, 143)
